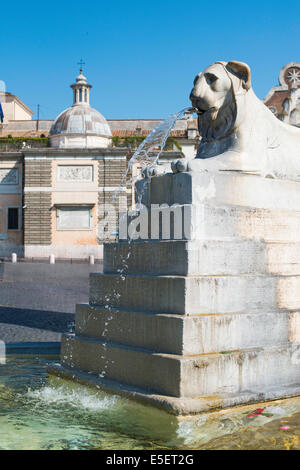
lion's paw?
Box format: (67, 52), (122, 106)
(171, 159), (188, 173)
(141, 164), (168, 178)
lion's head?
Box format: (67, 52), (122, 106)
(190, 60), (251, 142)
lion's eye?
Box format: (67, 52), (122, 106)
(204, 73), (218, 85)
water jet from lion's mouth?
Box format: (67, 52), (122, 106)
(111, 106), (197, 203)
(185, 107), (198, 113)
(195, 106), (217, 116)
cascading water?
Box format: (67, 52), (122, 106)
(129, 107), (194, 171)
(77, 107), (196, 381)
(112, 106), (196, 207)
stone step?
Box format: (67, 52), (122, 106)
(75, 304), (295, 355)
(49, 362), (300, 416)
(89, 272), (300, 315)
(104, 239), (300, 276)
(61, 334), (300, 398)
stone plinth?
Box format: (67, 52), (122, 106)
(49, 171), (300, 415)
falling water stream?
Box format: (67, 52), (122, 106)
(113, 106), (195, 206)
(80, 107), (196, 381)
(128, 107), (194, 170)
(100, 107), (196, 378)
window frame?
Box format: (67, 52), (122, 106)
(56, 205), (93, 231)
(7, 206), (21, 231)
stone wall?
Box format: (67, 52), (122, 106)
(24, 192), (52, 245)
(24, 159), (51, 187)
(23, 159), (52, 245)
(98, 157), (127, 187)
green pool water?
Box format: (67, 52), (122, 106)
(0, 356), (299, 450)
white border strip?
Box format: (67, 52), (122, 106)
(24, 187), (52, 192)
(24, 186), (127, 192)
(98, 187), (126, 192)
(25, 156), (126, 161)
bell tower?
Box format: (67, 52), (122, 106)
(70, 61), (92, 106)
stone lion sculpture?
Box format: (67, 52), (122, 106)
(171, 60), (300, 181)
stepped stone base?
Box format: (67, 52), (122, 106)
(49, 171), (300, 415)
(59, 334), (300, 398)
(48, 362), (300, 416)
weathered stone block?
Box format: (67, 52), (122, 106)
(75, 304), (292, 355)
(61, 334), (300, 398)
(104, 239), (300, 276)
(90, 272), (300, 314)
(140, 171), (300, 211)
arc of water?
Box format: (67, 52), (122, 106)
(109, 107), (196, 212)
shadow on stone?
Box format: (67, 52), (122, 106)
(0, 306), (74, 334)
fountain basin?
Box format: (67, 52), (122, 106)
(2, 356), (300, 449)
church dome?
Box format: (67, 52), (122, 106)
(49, 68), (112, 149)
(49, 105), (112, 138)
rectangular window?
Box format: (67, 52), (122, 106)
(7, 207), (19, 230)
(57, 206), (92, 230)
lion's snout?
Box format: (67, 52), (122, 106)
(190, 88), (211, 113)
(189, 93), (210, 114)
(189, 90), (201, 106)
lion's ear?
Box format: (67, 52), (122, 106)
(226, 61), (251, 90)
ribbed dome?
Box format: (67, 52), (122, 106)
(49, 70), (112, 148)
(49, 105), (112, 138)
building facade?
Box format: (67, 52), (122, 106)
(3, 62), (300, 259)
(22, 147), (127, 259)
(0, 70), (183, 259)
(264, 62), (300, 126)
(0, 152), (23, 257)
(0, 91), (33, 123)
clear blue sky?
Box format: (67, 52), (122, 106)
(1, 0), (299, 120)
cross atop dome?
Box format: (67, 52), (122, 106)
(77, 59), (85, 74)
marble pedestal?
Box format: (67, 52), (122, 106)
(49, 171), (300, 415)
